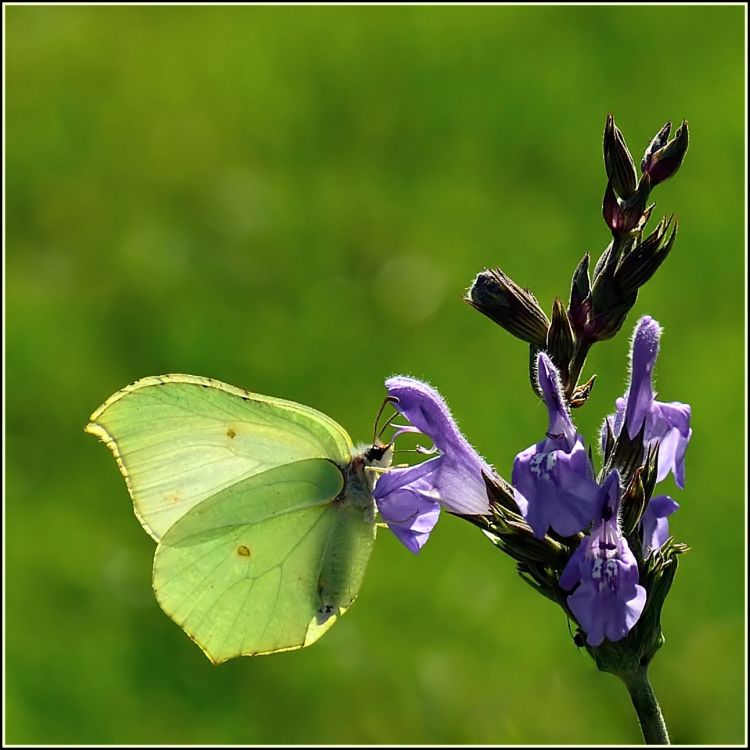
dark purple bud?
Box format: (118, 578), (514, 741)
(589, 239), (638, 343)
(633, 203), (656, 235)
(601, 414), (616, 460)
(587, 297), (637, 343)
(467, 268), (550, 348)
(604, 114), (638, 199)
(592, 240), (615, 287)
(641, 441), (660, 503)
(641, 121), (672, 172)
(615, 216), (678, 296)
(568, 253), (592, 332)
(642, 120), (689, 187)
(602, 179), (622, 234)
(602, 174), (651, 237)
(546, 297), (576, 380)
(483, 472), (523, 516)
(620, 467), (647, 538)
(601, 412), (647, 489)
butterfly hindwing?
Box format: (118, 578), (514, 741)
(153, 458), (363, 662)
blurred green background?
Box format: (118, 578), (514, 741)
(6, 4), (745, 745)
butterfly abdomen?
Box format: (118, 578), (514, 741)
(316, 457), (378, 624)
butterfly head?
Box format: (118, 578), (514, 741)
(363, 440), (394, 469)
(359, 394), (400, 470)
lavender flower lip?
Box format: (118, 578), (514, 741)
(605, 315), (692, 487)
(560, 471), (647, 647)
(512, 353), (600, 539)
(372, 375), (494, 553)
(642, 494), (680, 556)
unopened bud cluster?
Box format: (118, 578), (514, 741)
(466, 114), (688, 402)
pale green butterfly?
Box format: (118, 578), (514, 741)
(86, 374), (394, 664)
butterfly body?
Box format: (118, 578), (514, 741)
(86, 374), (392, 663)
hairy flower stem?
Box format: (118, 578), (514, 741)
(621, 668), (670, 745)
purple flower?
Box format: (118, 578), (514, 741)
(642, 494), (679, 556)
(372, 376), (494, 554)
(512, 353), (600, 539)
(603, 316), (692, 487)
(560, 471), (647, 646)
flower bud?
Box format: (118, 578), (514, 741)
(604, 114), (638, 199)
(620, 467), (648, 539)
(641, 120), (689, 187)
(588, 241), (638, 342)
(614, 216), (677, 296)
(473, 475), (570, 573)
(601, 419), (646, 489)
(603, 174), (652, 236)
(641, 121), (671, 171)
(546, 298), (576, 379)
(601, 414), (615, 461)
(568, 253), (592, 333)
(641, 441), (660, 504)
(466, 268), (550, 347)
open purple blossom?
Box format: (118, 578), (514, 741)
(642, 494), (679, 556)
(560, 471), (647, 647)
(603, 316), (692, 487)
(372, 376), (494, 554)
(512, 353), (600, 539)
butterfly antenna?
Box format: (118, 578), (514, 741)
(372, 396), (398, 444)
(376, 410), (402, 441)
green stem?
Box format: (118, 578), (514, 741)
(622, 668), (670, 745)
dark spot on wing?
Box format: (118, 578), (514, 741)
(237, 545), (251, 557)
(227, 428), (236, 439)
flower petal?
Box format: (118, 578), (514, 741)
(376, 486), (441, 555)
(647, 402), (692, 488)
(624, 316), (660, 439)
(536, 353), (577, 449)
(642, 494), (679, 554)
(385, 376), (476, 456)
(562, 471), (646, 645)
(605, 317), (692, 488)
(559, 538), (589, 590)
(384, 376), (492, 515)
(567, 584), (605, 646)
(372, 458), (438, 500)
(512, 439), (599, 539)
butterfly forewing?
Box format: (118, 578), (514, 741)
(85, 374), (353, 540)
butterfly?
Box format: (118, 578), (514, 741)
(86, 374), (393, 664)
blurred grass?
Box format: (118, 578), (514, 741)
(5, 4), (745, 745)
